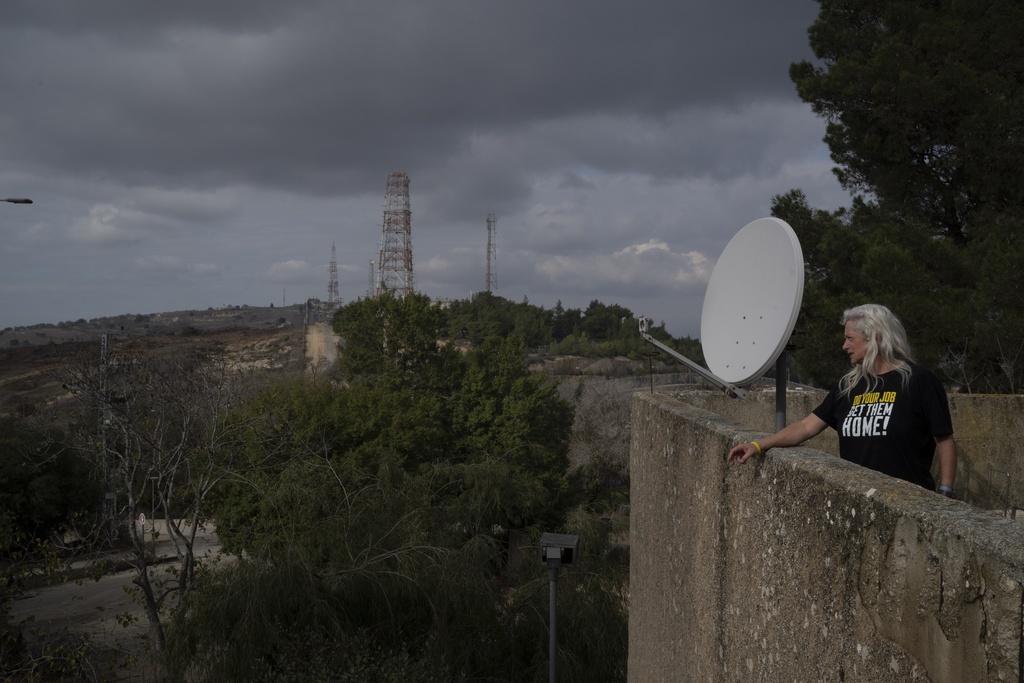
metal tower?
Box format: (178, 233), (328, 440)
(485, 213), (497, 293)
(367, 260), (375, 298)
(327, 242), (340, 306)
(376, 172), (414, 296)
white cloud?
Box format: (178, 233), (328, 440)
(535, 239), (712, 292)
(69, 204), (141, 244)
(267, 259), (312, 283)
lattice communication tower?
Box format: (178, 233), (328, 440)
(327, 242), (340, 306)
(376, 172), (414, 296)
(485, 213), (497, 293)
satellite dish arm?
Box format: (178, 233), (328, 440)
(638, 318), (749, 399)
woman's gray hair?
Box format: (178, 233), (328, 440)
(839, 304), (914, 397)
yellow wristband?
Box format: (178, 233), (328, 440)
(751, 441), (762, 455)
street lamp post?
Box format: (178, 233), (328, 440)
(539, 533), (580, 683)
(2, 198), (33, 204)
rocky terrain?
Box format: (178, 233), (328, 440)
(0, 304), (312, 419)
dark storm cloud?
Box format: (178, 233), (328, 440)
(0, 0), (845, 336)
(2, 1), (816, 199)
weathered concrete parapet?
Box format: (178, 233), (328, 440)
(948, 395), (1024, 512)
(629, 391), (1024, 682)
(678, 389), (1024, 513)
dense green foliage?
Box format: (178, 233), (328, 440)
(791, 0), (1024, 244)
(782, 0), (1024, 392)
(443, 290), (701, 362)
(184, 294), (628, 682)
(774, 191), (975, 387)
(0, 419), (98, 556)
(0, 420), (101, 678)
(443, 291), (554, 348)
(337, 292), (465, 391)
(5, 291), (676, 680)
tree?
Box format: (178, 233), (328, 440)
(783, 0), (1024, 391)
(579, 300), (632, 344)
(774, 190), (982, 388)
(190, 303), (627, 680)
(550, 300), (582, 342)
(172, 458), (627, 682)
(0, 420), (103, 680)
(209, 376), (453, 556)
(449, 335), (574, 530)
(558, 379), (631, 511)
(124, 287), (635, 678)
(791, 0), (1024, 244)
(335, 293), (463, 393)
(60, 342), (270, 651)
(442, 291), (553, 349)
(0, 420), (98, 557)
(167, 463), (461, 682)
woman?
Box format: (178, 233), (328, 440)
(727, 304), (957, 497)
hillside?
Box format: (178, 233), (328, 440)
(0, 304), (310, 419)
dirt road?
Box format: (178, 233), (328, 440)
(10, 521), (224, 659)
(305, 322), (339, 369)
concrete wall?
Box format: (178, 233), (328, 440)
(629, 391), (1024, 682)
(948, 395), (1024, 512)
(679, 388), (1024, 512)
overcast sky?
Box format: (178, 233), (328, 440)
(0, 0), (846, 338)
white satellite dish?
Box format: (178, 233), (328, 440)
(639, 217), (803, 401)
(701, 217), (804, 385)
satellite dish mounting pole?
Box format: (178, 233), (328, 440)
(638, 318), (749, 399)
(775, 349), (788, 431)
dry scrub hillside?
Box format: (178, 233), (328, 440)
(0, 305), (308, 419)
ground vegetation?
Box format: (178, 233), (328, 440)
(167, 293), (628, 681)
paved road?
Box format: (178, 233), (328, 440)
(9, 520), (224, 650)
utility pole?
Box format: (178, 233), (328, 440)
(100, 334), (116, 541)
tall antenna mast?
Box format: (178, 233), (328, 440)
(376, 172), (414, 296)
(485, 213), (497, 293)
(367, 260), (375, 298)
(327, 242), (340, 307)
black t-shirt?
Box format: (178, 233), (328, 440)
(812, 362), (953, 490)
